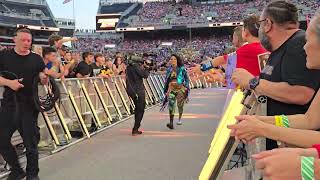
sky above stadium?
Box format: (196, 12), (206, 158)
(46, 0), (100, 29)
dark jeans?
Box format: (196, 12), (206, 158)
(130, 93), (146, 131)
(0, 104), (40, 176)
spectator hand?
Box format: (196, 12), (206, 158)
(71, 37), (78, 41)
(227, 115), (264, 142)
(190, 64), (202, 74)
(253, 148), (304, 180)
(7, 79), (24, 91)
(231, 68), (254, 89)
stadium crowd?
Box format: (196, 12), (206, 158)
(123, 0), (320, 27)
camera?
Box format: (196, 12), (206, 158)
(126, 53), (154, 70)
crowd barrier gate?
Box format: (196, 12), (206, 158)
(0, 71), (220, 177)
(0, 73), (168, 174)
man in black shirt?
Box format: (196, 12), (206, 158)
(126, 57), (150, 136)
(232, 1), (320, 150)
(0, 28), (48, 180)
(91, 53), (111, 78)
(74, 52), (94, 78)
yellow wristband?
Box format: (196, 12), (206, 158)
(275, 115), (281, 127)
(279, 115), (284, 127)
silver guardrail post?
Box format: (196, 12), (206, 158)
(61, 81), (90, 138)
(120, 78), (136, 110)
(143, 79), (155, 104)
(92, 78), (112, 125)
(103, 78), (123, 119)
(113, 76), (131, 115)
(146, 77), (159, 102)
(78, 79), (102, 128)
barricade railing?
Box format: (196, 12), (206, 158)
(0, 73), (167, 175)
(0, 70), (224, 177)
(199, 89), (267, 180)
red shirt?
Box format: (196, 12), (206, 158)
(224, 42), (268, 76)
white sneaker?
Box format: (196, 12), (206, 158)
(177, 120), (182, 125)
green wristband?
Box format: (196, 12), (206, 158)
(280, 115), (290, 128)
(301, 156), (315, 180)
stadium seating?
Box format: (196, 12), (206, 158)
(99, 3), (134, 14)
(0, 0), (56, 27)
(116, 0), (320, 28)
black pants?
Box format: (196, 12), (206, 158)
(0, 104), (40, 176)
(130, 93), (146, 131)
(266, 138), (278, 150)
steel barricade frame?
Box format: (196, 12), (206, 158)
(91, 79), (113, 125)
(199, 89), (267, 180)
(78, 79), (103, 128)
(143, 79), (155, 105)
(146, 77), (159, 102)
(114, 76), (131, 115)
(103, 78), (124, 119)
(60, 80), (91, 138)
(150, 74), (164, 100)
(148, 76), (162, 102)
(120, 78), (136, 110)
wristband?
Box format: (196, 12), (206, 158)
(274, 115), (290, 128)
(301, 156), (315, 180)
(280, 115), (290, 128)
(200, 60), (214, 72)
(275, 115), (281, 127)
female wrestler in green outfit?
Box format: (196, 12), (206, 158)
(163, 54), (190, 129)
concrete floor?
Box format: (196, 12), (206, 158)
(37, 88), (228, 180)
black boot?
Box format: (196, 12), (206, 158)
(132, 129), (143, 136)
(26, 176), (40, 180)
(166, 115), (174, 129)
(6, 170), (26, 180)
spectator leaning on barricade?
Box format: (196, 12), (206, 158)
(74, 52), (94, 78)
(200, 14), (267, 77)
(231, 1), (320, 151)
(112, 55), (126, 75)
(91, 53), (112, 78)
(42, 47), (64, 79)
(193, 15), (267, 89)
(228, 10), (320, 180)
(62, 51), (77, 78)
(48, 34), (77, 52)
(195, 26), (245, 85)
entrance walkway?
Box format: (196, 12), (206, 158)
(38, 89), (228, 180)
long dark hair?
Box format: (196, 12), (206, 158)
(114, 56), (122, 68)
(171, 54), (184, 67)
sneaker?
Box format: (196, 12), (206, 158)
(7, 171), (26, 180)
(177, 121), (183, 125)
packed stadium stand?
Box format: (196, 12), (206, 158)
(0, 0), (56, 27)
(97, 0), (320, 29)
(98, 2), (134, 14)
(0, 0), (58, 46)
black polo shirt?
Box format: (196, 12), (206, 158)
(260, 30), (320, 116)
(259, 30), (320, 149)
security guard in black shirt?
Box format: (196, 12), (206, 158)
(0, 28), (48, 180)
(126, 55), (150, 136)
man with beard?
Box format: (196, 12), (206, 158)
(232, 1), (320, 150)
